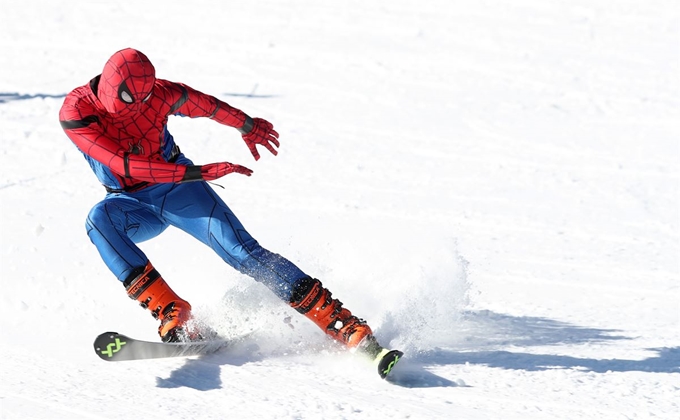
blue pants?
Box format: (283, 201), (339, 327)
(85, 180), (308, 301)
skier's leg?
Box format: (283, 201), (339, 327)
(160, 182), (374, 349)
(85, 195), (168, 281)
(160, 182), (307, 300)
(86, 194), (195, 342)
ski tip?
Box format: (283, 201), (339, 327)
(93, 332), (129, 361)
(377, 349), (404, 379)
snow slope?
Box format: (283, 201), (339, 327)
(1, 0), (678, 419)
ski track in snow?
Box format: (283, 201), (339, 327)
(1, 1), (679, 419)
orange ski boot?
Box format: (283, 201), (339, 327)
(124, 261), (195, 342)
(290, 277), (404, 379)
(289, 277), (374, 349)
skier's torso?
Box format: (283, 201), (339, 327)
(61, 77), (194, 192)
(60, 76), (226, 191)
(60, 48), (248, 192)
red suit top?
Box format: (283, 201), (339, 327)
(59, 49), (250, 192)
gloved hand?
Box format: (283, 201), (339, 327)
(201, 162), (253, 179)
(181, 162), (253, 182)
(240, 117), (280, 161)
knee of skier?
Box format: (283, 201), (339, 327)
(85, 201), (108, 234)
(85, 201), (133, 243)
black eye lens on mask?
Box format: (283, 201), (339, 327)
(118, 81), (135, 104)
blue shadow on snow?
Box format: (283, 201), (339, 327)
(155, 310), (679, 391)
(407, 310), (680, 375)
(0, 92), (66, 103)
(156, 341), (264, 391)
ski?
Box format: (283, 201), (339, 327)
(93, 331), (236, 362)
(358, 336), (403, 379)
(374, 348), (404, 379)
(94, 331), (402, 380)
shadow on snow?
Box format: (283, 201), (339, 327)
(155, 310), (679, 391)
(409, 310), (680, 375)
(156, 341), (263, 391)
(0, 92), (66, 103)
(0, 91), (277, 104)
(423, 347), (680, 374)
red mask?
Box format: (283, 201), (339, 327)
(98, 48), (156, 116)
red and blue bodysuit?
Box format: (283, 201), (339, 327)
(59, 48), (307, 301)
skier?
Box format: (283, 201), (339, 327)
(59, 48), (387, 360)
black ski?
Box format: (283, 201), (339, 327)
(93, 331), (235, 362)
(95, 331), (402, 380)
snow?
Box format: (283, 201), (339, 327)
(1, 0), (679, 418)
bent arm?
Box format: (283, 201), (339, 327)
(59, 115), (191, 183)
(171, 82), (252, 131)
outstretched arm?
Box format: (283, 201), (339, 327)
(173, 82), (280, 160)
(60, 110), (251, 183)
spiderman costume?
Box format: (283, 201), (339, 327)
(59, 48), (379, 353)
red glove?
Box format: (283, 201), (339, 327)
(240, 117), (280, 160)
(201, 162), (253, 179)
(182, 162), (253, 182)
